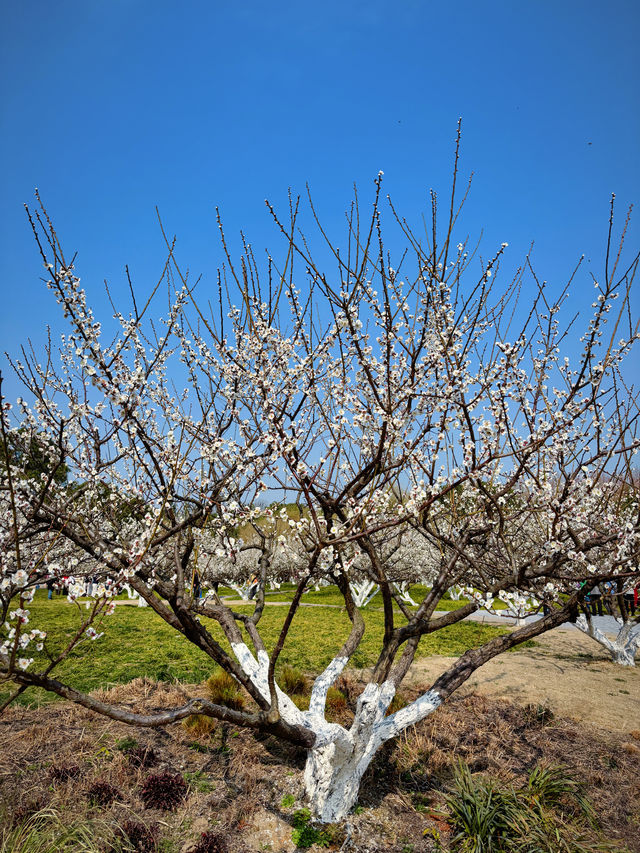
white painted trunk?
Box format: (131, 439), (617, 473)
(230, 641), (442, 821)
(228, 582), (250, 601)
(349, 580), (379, 608)
(304, 740), (374, 821)
(576, 615), (639, 667)
(393, 582), (417, 606)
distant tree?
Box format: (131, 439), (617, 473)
(0, 426), (68, 485)
(2, 138), (639, 820)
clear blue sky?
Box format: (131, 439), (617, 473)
(1, 0), (639, 399)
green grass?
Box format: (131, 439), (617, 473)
(248, 582), (473, 610)
(445, 762), (616, 852)
(1, 589), (509, 708)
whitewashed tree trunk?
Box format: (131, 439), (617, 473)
(230, 642), (442, 821)
(349, 580), (379, 608)
(393, 582), (417, 606)
(576, 614), (639, 666)
(122, 583), (148, 606)
(227, 582), (251, 601)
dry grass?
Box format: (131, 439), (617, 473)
(0, 669), (638, 851)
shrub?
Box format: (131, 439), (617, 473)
(191, 831), (231, 853)
(121, 819), (158, 852)
(87, 780), (120, 806)
(140, 772), (188, 811)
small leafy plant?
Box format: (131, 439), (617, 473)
(115, 736), (139, 751)
(184, 770), (215, 793)
(290, 808), (331, 849)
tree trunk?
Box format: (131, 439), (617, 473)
(303, 681), (442, 821)
(304, 739), (375, 822)
(576, 615), (639, 667)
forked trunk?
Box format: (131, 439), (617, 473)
(576, 615), (639, 667)
(303, 682), (443, 821)
(232, 642), (444, 821)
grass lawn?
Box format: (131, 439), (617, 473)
(1, 588), (508, 708)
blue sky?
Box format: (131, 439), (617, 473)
(1, 0), (639, 400)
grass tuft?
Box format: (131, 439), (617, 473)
(0, 807), (123, 853)
(278, 663), (309, 695)
(445, 762), (619, 852)
(205, 670), (245, 711)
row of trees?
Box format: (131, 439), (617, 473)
(1, 146), (639, 820)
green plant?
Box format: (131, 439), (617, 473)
(115, 736), (139, 751)
(187, 740), (214, 754)
(290, 808), (331, 849)
(445, 762), (619, 853)
(423, 826), (443, 851)
(0, 807), (123, 853)
(184, 771), (216, 793)
(524, 765), (596, 825)
(280, 794), (295, 808)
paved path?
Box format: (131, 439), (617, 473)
(216, 597), (628, 634)
(115, 595), (630, 636)
(440, 609), (628, 633)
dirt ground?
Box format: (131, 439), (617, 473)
(0, 627), (639, 852)
(408, 627), (640, 733)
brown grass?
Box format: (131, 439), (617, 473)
(1, 634), (638, 852)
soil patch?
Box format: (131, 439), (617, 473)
(407, 627), (640, 733)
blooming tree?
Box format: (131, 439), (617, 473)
(2, 145), (639, 820)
